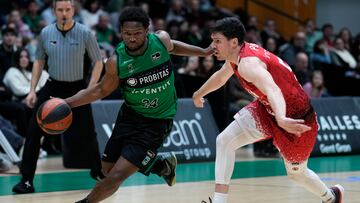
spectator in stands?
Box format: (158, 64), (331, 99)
(23, 0), (46, 35)
(7, 10), (34, 39)
(0, 26), (18, 83)
(303, 70), (329, 98)
(152, 18), (166, 32)
(293, 52), (310, 85)
(260, 19), (285, 47)
(3, 48), (49, 101)
(331, 37), (357, 69)
(94, 13), (117, 46)
(178, 56), (199, 76)
(304, 19), (322, 55)
(321, 23), (334, 48)
(245, 26), (261, 45)
(246, 15), (258, 28)
(41, 0), (56, 25)
(80, 0), (105, 28)
(338, 27), (353, 51)
(197, 55), (216, 78)
(165, 0), (187, 24)
(279, 31), (306, 68)
(264, 37), (278, 55)
(311, 39), (332, 66)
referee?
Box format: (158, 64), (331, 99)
(13, 0), (104, 194)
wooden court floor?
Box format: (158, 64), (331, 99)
(1, 149), (360, 203)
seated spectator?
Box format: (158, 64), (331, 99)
(3, 48), (49, 101)
(94, 13), (117, 46)
(311, 39), (332, 66)
(279, 31), (306, 68)
(321, 23), (334, 48)
(22, 0), (46, 35)
(338, 27), (353, 51)
(331, 37), (357, 69)
(197, 55), (216, 78)
(80, 0), (105, 28)
(303, 70), (330, 98)
(293, 52), (310, 85)
(304, 19), (322, 55)
(264, 37), (278, 55)
(7, 9), (34, 39)
(260, 19), (286, 47)
(177, 56), (199, 76)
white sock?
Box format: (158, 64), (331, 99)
(213, 192), (228, 203)
(321, 188), (335, 203)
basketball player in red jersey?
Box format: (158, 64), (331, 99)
(193, 17), (343, 203)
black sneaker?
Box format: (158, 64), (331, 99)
(163, 152), (177, 186)
(12, 180), (35, 194)
(331, 184), (344, 203)
(201, 197), (212, 203)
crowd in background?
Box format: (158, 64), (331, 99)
(0, 0), (360, 170)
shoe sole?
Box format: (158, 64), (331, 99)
(334, 184), (344, 203)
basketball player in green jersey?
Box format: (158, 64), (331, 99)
(65, 7), (213, 203)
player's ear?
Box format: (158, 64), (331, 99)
(231, 38), (239, 48)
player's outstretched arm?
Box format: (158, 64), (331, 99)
(65, 55), (120, 108)
(193, 62), (233, 108)
(155, 30), (213, 57)
(238, 57), (311, 136)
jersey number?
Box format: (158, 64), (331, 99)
(142, 98), (158, 108)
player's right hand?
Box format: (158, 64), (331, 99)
(276, 117), (311, 137)
(25, 91), (37, 108)
(192, 92), (205, 108)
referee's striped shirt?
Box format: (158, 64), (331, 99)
(36, 22), (102, 82)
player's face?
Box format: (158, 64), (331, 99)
(210, 32), (233, 61)
(54, 1), (74, 24)
(121, 22), (148, 52)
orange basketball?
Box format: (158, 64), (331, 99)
(36, 98), (72, 135)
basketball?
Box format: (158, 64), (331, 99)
(36, 98), (73, 135)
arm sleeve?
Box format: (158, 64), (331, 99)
(35, 31), (46, 60)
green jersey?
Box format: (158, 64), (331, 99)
(115, 33), (177, 119)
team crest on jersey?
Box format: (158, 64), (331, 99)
(127, 78), (137, 86)
(128, 63), (134, 73)
(151, 52), (161, 61)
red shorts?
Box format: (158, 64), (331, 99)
(245, 101), (318, 163)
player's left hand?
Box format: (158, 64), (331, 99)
(204, 46), (214, 56)
(192, 92), (205, 108)
(276, 117), (311, 137)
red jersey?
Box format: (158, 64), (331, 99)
(230, 42), (317, 163)
(230, 42), (311, 118)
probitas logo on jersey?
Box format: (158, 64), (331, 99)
(127, 78), (137, 86)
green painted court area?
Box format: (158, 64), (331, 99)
(1, 155), (359, 196)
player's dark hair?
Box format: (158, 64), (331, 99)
(119, 7), (150, 28)
(211, 17), (246, 45)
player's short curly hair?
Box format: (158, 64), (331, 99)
(211, 17), (246, 45)
(119, 7), (150, 28)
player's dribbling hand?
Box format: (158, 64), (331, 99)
(276, 117), (311, 137)
(192, 92), (205, 108)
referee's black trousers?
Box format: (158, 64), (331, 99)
(20, 78), (102, 182)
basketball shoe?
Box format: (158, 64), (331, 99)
(12, 179), (35, 194)
(162, 152), (177, 186)
(322, 184), (344, 203)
